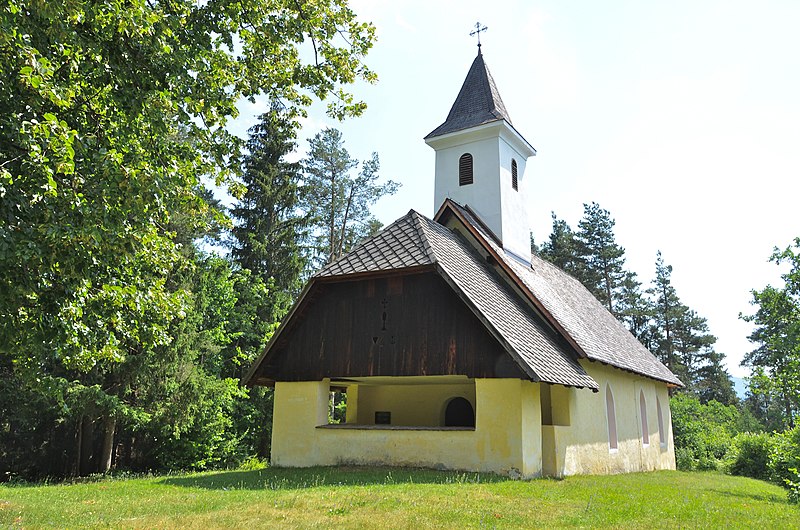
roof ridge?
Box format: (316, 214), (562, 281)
(315, 210), (435, 278)
(409, 210), (438, 264)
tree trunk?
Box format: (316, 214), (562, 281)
(336, 183), (355, 258)
(74, 418), (83, 477)
(79, 416), (95, 476)
(99, 416), (116, 473)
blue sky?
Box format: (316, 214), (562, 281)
(229, 0), (800, 378)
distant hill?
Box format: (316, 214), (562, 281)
(732, 376), (748, 399)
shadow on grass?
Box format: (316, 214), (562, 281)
(159, 466), (508, 491)
(709, 488), (789, 504)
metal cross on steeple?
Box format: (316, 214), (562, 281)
(470, 22), (488, 49)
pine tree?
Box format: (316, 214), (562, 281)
(575, 202), (627, 314)
(301, 128), (399, 266)
(230, 102), (308, 322)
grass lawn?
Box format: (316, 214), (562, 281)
(1, 467), (797, 528)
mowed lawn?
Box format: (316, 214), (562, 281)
(1, 467), (797, 528)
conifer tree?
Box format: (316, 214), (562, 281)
(575, 202), (627, 314)
(648, 252), (683, 375)
(647, 252), (735, 397)
(695, 349), (738, 405)
(618, 271), (655, 346)
(301, 128), (399, 266)
(230, 102), (308, 322)
(539, 212), (584, 278)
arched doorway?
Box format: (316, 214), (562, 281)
(444, 397), (475, 427)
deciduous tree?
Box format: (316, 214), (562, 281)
(0, 0), (376, 478)
(742, 237), (800, 429)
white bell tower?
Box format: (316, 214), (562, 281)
(425, 48), (536, 264)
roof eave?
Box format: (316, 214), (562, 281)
(425, 119), (536, 159)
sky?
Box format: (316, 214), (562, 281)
(228, 0), (800, 378)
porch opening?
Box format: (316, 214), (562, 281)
(323, 376), (476, 430)
(328, 387), (347, 424)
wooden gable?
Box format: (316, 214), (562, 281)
(248, 270), (526, 385)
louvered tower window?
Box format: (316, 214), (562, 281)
(458, 153), (473, 186)
(511, 159), (518, 191)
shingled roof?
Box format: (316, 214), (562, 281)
(317, 213), (434, 277)
(245, 202), (681, 390)
(440, 202), (683, 387)
(257, 209), (598, 390)
(425, 50), (512, 139)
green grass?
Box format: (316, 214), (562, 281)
(1, 467), (797, 528)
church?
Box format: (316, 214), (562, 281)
(244, 46), (682, 478)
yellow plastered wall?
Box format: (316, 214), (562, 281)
(354, 383), (476, 427)
(270, 378), (543, 477)
(545, 362), (676, 476)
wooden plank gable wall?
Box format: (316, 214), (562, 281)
(251, 271), (526, 383)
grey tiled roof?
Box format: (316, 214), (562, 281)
(316, 210), (598, 390)
(425, 51), (512, 139)
(415, 214), (598, 389)
(317, 213), (434, 277)
(449, 203), (683, 387)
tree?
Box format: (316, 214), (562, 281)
(648, 252), (686, 379)
(575, 202), (628, 314)
(741, 237), (800, 429)
(230, 102), (308, 322)
(647, 252), (734, 398)
(538, 212), (584, 278)
(617, 271), (655, 347)
(0, 0), (376, 478)
(694, 349), (738, 406)
(301, 128), (399, 266)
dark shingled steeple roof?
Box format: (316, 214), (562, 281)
(425, 51), (512, 139)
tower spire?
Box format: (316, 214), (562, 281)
(470, 22), (488, 51)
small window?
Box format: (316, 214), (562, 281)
(444, 397), (475, 427)
(511, 159), (518, 191)
(459, 153), (473, 186)
(606, 385), (618, 451)
(640, 390), (649, 446)
(657, 396), (666, 447)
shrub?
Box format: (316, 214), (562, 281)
(786, 468), (800, 505)
(670, 394), (738, 470)
(726, 432), (773, 481)
(675, 447), (695, 471)
(769, 425), (800, 486)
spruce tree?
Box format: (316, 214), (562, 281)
(230, 102), (308, 322)
(648, 252), (687, 380)
(647, 252), (735, 396)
